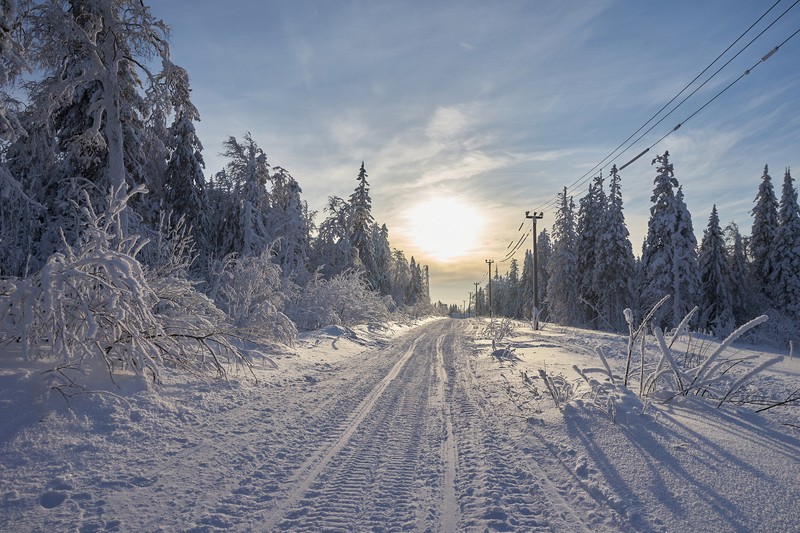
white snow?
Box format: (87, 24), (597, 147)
(1, 317), (798, 532)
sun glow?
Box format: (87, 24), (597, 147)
(406, 197), (484, 261)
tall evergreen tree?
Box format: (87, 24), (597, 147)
(270, 166), (312, 281)
(313, 195), (355, 279)
(594, 165), (635, 331)
(698, 205), (734, 336)
(750, 164), (779, 294)
(546, 187), (578, 325)
(641, 151), (700, 327)
(725, 221), (751, 324)
(769, 168), (800, 318)
(163, 68), (209, 254)
(348, 162), (377, 288)
(574, 174), (605, 327)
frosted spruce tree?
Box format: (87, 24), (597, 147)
(593, 165), (635, 331)
(575, 174), (606, 327)
(371, 223), (393, 296)
(641, 151), (700, 327)
(546, 187), (579, 325)
(269, 167), (312, 282)
(163, 67), (210, 255)
(348, 162), (378, 289)
(725, 222), (752, 324)
(768, 168), (800, 319)
(216, 134), (272, 258)
(313, 196), (356, 279)
(698, 205), (734, 336)
(21, 0), (176, 233)
(750, 165), (779, 297)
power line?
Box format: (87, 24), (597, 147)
(530, 0), (796, 214)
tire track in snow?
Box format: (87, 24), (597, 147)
(445, 320), (594, 532)
(258, 331), (433, 530)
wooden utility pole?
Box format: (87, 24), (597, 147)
(485, 259), (494, 319)
(474, 282), (480, 316)
(526, 211), (544, 330)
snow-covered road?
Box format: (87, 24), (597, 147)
(2, 317), (798, 532)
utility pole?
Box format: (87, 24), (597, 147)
(468, 292), (473, 316)
(526, 211), (544, 330)
(474, 282), (480, 316)
(463, 300), (466, 318)
(485, 259), (494, 319)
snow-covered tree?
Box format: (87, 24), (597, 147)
(348, 162), (378, 288)
(640, 151), (700, 327)
(575, 174), (606, 327)
(750, 165), (779, 293)
(546, 187), (579, 325)
(698, 205), (734, 336)
(750, 165), (778, 294)
(313, 195), (356, 279)
(269, 166), (312, 282)
(725, 221), (752, 324)
(593, 165), (635, 331)
(371, 223), (393, 296)
(163, 68), (209, 255)
(217, 134), (272, 258)
(389, 249), (411, 307)
(768, 168), (800, 318)
(22, 0), (174, 232)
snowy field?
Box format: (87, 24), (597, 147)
(1, 317), (798, 532)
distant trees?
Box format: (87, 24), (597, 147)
(486, 152), (798, 342)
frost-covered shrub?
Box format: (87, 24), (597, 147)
(0, 186), (246, 381)
(213, 250), (297, 346)
(615, 297), (784, 408)
(286, 270), (390, 331)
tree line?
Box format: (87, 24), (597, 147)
(0, 0), (431, 356)
(479, 152), (800, 342)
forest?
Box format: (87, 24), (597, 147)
(0, 0), (433, 379)
(479, 154), (800, 344)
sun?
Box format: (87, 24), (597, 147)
(406, 197), (484, 261)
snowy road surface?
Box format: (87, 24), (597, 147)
(2, 317), (799, 531)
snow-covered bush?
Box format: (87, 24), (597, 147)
(0, 186), (247, 383)
(212, 250), (297, 346)
(615, 297), (783, 408)
(286, 270), (390, 331)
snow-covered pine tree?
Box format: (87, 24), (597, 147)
(641, 151), (700, 327)
(593, 165), (635, 331)
(313, 195), (356, 279)
(219, 134), (272, 258)
(22, 0), (174, 234)
(750, 165), (779, 295)
(536, 229), (552, 322)
(698, 205), (734, 336)
(348, 162), (378, 289)
(546, 187), (579, 325)
(520, 250), (533, 320)
(768, 168), (800, 319)
(163, 67), (210, 255)
(269, 166), (312, 283)
(725, 221), (751, 325)
(371, 223), (393, 296)
(390, 249), (411, 306)
(408, 256), (425, 305)
(575, 173), (608, 327)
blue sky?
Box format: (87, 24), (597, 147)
(150, 0), (800, 305)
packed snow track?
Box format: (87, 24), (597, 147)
(216, 318), (615, 531)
